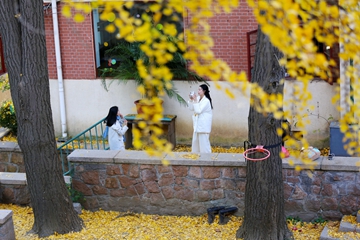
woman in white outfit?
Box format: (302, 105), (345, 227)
(104, 106), (128, 150)
(188, 84), (213, 153)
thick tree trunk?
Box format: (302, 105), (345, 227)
(0, 0), (83, 237)
(236, 27), (292, 239)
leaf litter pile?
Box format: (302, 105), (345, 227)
(1, 203), (333, 240)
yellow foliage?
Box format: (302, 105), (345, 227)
(59, 0), (360, 158)
(4, 203), (349, 240)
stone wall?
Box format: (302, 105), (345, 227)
(68, 150), (360, 221)
(1, 145), (359, 222)
(0, 142), (24, 173)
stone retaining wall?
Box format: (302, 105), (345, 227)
(1, 145), (359, 222)
(68, 150), (360, 221)
(0, 142), (24, 173)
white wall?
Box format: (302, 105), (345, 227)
(49, 79), (339, 147)
(283, 80), (340, 147)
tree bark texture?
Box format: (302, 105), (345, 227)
(0, 0), (83, 237)
(236, 27), (292, 239)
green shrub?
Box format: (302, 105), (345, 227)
(286, 216), (303, 225)
(311, 216), (327, 224)
(0, 100), (17, 135)
(66, 183), (85, 203)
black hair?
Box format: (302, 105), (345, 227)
(200, 84), (213, 109)
(104, 106), (118, 127)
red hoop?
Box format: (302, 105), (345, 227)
(243, 145), (270, 161)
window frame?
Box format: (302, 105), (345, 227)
(0, 35), (6, 75)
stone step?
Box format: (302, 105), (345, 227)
(320, 214), (360, 240)
(319, 226), (338, 240)
(0, 127), (10, 140)
(338, 217), (360, 233)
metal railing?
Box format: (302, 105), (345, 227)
(58, 118), (108, 176)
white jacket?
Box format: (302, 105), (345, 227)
(108, 120), (128, 150)
(188, 96), (212, 133)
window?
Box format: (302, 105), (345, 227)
(246, 29), (257, 81)
(0, 36), (6, 75)
(92, 2), (184, 76)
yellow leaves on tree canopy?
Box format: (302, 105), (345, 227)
(62, 0), (360, 157)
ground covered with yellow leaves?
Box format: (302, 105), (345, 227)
(1, 203), (333, 240)
(1, 137), (334, 239)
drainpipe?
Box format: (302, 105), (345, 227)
(52, 0), (68, 140)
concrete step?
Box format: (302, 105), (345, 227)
(319, 226), (338, 240)
(320, 214), (360, 240)
(0, 127), (10, 140)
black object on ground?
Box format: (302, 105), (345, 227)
(207, 206), (226, 224)
(219, 207), (238, 225)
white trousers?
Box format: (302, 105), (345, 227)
(191, 132), (211, 153)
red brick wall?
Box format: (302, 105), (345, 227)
(44, 1), (256, 80)
(208, 1), (257, 77)
(44, 3), (96, 79)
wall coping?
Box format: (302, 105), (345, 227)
(68, 149), (360, 172)
(0, 172), (71, 185)
(0, 172), (27, 185)
(0, 141), (21, 152)
(2, 149), (358, 186)
(0, 210), (12, 225)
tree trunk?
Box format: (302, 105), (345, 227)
(0, 0), (83, 237)
(236, 27), (292, 239)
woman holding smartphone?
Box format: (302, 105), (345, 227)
(188, 84), (213, 153)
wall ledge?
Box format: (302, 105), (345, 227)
(0, 172), (71, 185)
(68, 150), (360, 172)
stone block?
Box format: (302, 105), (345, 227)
(0, 172), (26, 185)
(73, 203), (82, 215)
(105, 178), (119, 189)
(141, 168), (157, 181)
(0, 210), (15, 240)
(172, 166), (188, 177)
(0, 152), (9, 163)
(202, 167), (221, 179)
(106, 165), (121, 175)
(200, 180), (215, 190)
(144, 181), (160, 193)
(118, 176), (137, 188)
(68, 149), (116, 163)
(82, 171), (100, 185)
(188, 167), (201, 178)
(221, 167), (236, 178)
(6, 165), (17, 173)
(182, 178), (198, 189)
(10, 152), (23, 165)
(158, 174), (174, 187)
(134, 183), (146, 195)
(321, 157), (359, 171)
(338, 217), (356, 232)
(319, 226), (338, 240)
(214, 153), (245, 166)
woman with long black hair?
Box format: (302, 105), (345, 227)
(188, 84), (213, 153)
(104, 106), (128, 150)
